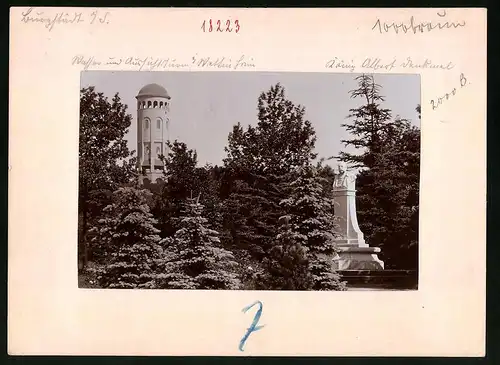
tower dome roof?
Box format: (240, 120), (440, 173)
(136, 83), (171, 99)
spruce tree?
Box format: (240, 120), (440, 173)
(256, 216), (312, 290)
(159, 198), (240, 290)
(90, 186), (164, 289)
(280, 165), (346, 291)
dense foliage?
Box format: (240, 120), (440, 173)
(79, 77), (420, 289)
(338, 75), (420, 270)
(221, 84), (318, 287)
(78, 87), (136, 270)
(89, 187), (163, 288)
(280, 165), (346, 290)
(158, 198), (240, 290)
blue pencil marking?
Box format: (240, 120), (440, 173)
(239, 300), (265, 352)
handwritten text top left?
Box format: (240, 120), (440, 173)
(20, 7), (111, 32)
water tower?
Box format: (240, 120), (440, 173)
(135, 83), (171, 184)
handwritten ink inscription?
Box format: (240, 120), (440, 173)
(20, 7), (110, 32)
(201, 19), (240, 33)
(239, 301), (264, 352)
(325, 57), (356, 73)
(325, 56), (455, 73)
(191, 54), (254, 70)
(400, 57), (455, 71)
(72, 55), (190, 71)
(373, 10), (466, 34)
(430, 73), (469, 112)
(71, 54), (256, 71)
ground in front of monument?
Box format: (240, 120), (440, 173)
(78, 71), (420, 291)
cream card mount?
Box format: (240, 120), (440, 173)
(8, 7), (486, 356)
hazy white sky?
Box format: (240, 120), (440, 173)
(81, 71), (420, 167)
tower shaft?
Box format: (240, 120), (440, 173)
(135, 84), (171, 184)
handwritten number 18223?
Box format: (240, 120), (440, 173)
(202, 19), (240, 33)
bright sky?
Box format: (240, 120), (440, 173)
(81, 71), (421, 167)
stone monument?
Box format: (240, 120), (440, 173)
(332, 162), (384, 270)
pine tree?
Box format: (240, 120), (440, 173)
(280, 165), (346, 291)
(90, 186), (164, 289)
(159, 198), (240, 290)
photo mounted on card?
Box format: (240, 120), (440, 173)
(78, 71), (420, 292)
(9, 7), (486, 356)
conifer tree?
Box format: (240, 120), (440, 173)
(221, 170), (283, 268)
(194, 164), (225, 233)
(151, 141), (223, 238)
(280, 165), (346, 291)
(256, 216), (312, 290)
(159, 198), (240, 290)
(222, 83), (317, 274)
(362, 122), (420, 269)
(90, 186), (164, 289)
(339, 74), (420, 270)
(338, 74), (397, 169)
(152, 140), (199, 237)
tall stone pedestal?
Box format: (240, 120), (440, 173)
(331, 164), (384, 271)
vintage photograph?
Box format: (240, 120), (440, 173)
(78, 71), (420, 291)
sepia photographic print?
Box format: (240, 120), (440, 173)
(78, 71), (421, 291)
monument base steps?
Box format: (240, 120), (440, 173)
(333, 246), (384, 270)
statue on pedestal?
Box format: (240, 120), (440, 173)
(331, 162), (384, 271)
